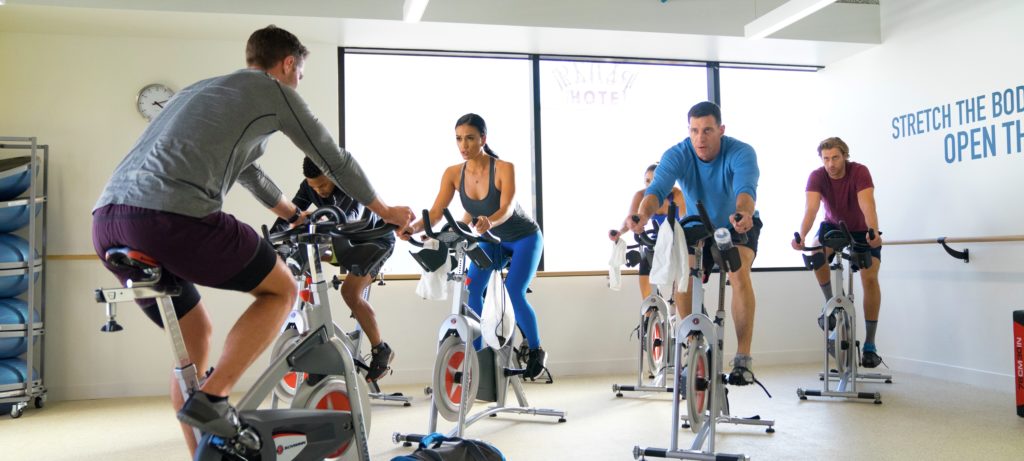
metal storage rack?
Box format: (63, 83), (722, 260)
(0, 137), (48, 418)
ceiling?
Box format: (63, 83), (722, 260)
(0, 0), (883, 67)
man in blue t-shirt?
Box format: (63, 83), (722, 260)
(627, 101), (763, 386)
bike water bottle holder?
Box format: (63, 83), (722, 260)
(712, 244), (742, 273)
(850, 248), (873, 271)
(624, 249), (643, 268)
(802, 251), (827, 270)
(411, 241), (450, 272)
(465, 242), (494, 269)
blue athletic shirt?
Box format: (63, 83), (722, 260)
(645, 135), (759, 229)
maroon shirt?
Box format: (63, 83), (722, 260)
(806, 161), (874, 232)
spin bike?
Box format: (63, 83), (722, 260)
(267, 212), (412, 408)
(794, 224), (892, 404)
(613, 206), (680, 397)
(635, 202), (774, 461)
(393, 209), (566, 446)
(95, 207), (374, 461)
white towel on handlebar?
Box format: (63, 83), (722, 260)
(649, 219), (689, 296)
(608, 238), (628, 290)
(415, 255), (451, 301)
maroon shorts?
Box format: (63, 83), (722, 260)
(92, 204), (277, 326)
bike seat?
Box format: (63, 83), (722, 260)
(104, 247), (161, 271)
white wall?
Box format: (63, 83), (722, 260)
(813, 0), (1024, 389)
(5, 0), (1022, 402)
(0, 30), (343, 400)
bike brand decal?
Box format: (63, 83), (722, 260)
(273, 434), (309, 461)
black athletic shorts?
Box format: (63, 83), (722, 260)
(92, 205), (278, 327)
(684, 217), (763, 269)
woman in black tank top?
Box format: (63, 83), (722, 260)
(402, 114), (547, 379)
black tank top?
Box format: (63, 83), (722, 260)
(458, 156), (539, 241)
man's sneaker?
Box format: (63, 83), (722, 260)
(177, 392), (241, 438)
(525, 348), (548, 379)
(727, 365), (755, 386)
(817, 312), (837, 331)
(861, 350), (883, 368)
(366, 342), (395, 382)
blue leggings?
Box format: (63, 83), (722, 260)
(466, 230), (543, 350)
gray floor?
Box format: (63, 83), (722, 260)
(2, 364), (1022, 460)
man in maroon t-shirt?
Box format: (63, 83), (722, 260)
(791, 137), (885, 368)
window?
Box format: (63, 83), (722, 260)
(343, 52), (534, 275)
(539, 59), (708, 271)
(719, 67), (825, 268)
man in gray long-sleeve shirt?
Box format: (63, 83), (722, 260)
(92, 25), (414, 456)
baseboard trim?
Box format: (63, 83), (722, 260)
(882, 355), (1013, 392)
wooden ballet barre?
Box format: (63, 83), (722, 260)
(884, 235), (1024, 263)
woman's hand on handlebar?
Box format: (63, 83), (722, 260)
(730, 211), (753, 234)
(608, 229), (622, 242)
(473, 216), (493, 234)
(625, 214), (647, 234)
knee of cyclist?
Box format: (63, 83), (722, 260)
(728, 273), (753, 290)
(274, 282), (299, 307)
(341, 290), (365, 308)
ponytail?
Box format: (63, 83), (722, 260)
(483, 144), (498, 158)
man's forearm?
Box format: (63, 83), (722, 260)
(270, 195), (298, 219)
(864, 208), (879, 231)
(638, 194), (660, 219)
(365, 197), (387, 216)
(735, 193), (755, 216)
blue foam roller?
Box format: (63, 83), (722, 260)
(0, 358), (38, 385)
(0, 299), (38, 358)
(0, 235), (39, 297)
(0, 204), (42, 233)
(0, 157), (32, 201)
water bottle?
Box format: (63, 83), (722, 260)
(714, 228), (733, 250)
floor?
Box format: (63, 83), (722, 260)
(1, 364), (1022, 460)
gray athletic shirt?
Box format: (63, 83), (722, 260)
(94, 69), (376, 218)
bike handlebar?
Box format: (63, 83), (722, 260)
(628, 202), (749, 248)
(415, 208), (501, 246)
(421, 209), (438, 239)
(266, 206), (395, 246)
(795, 223), (877, 253)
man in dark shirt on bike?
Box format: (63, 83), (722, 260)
(792, 137), (885, 368)
(273, 157), (396, 381)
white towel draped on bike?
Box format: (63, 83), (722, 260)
(607, 238), (628, 291)
(415, 255), (451, 301)
(481, 269), (516, 349)
(648, 218), (689, 295)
